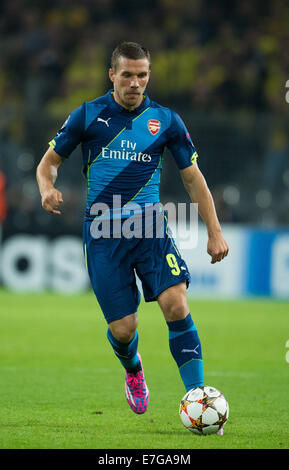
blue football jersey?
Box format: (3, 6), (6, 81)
(49, 90), (198, 220)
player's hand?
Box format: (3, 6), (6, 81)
(207, 232), (229, 264)
(41, 187), (63, 215)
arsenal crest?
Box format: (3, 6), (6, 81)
(148, 119), (161, 135)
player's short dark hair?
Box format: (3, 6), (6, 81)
(111, 42), (151, 70)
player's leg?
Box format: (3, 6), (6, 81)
(83, 226), (149, 414)
(134, 210), (203, 392)
(157, 282), (204, 392)
(107, 313), (141, 373)
(107, 312), (149, 414)
(159, 284), (224, 436)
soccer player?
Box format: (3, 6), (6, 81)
(36, 42), (229, 417)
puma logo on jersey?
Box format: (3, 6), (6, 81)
(97, 117), (111, 127)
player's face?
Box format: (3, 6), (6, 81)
(109, 57), (150, 111)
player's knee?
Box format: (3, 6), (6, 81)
(161, 292), (189, 322)
(158, 284), (189, 322)
(108, 313), (138, 343)
(165, 301), (189, 322)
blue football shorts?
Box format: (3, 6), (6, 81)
(83, 212), (191, 324)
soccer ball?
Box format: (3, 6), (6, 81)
(179, 386), (229, 435)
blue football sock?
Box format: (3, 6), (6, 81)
(167, 313), (204, 391)
(107, 329), (141, 373)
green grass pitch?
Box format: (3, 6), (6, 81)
(0, 289), (288, 449)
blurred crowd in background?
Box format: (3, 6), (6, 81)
(0, 0), (288, 237)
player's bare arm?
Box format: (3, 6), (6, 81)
(180, 162), (229, 264)
(36, 147), (64, 215)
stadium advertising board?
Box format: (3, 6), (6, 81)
(0, 225), (288, 298)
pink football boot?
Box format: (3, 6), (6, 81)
(125, 353), (149, 414)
